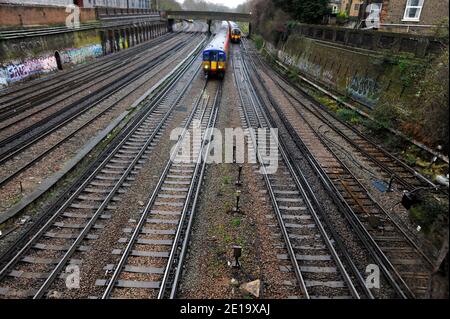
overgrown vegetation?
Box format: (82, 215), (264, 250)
(336, 11), (349, 25)
(253, 34), (264, 50)
(375, 46), (449, 154)
(250, 0), (330, 43)
(410, 194), (449, 247)
(272, 0), (330, 24)
(370, 20), (449, 154)
(336, 108), (361, 125)
(250, 0), (448, 158)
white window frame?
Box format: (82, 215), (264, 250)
(403, 0), (424, 22)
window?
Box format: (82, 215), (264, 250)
(210, 51), (219, 62)
(403, 0), (424, 21)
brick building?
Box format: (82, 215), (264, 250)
(340, 0), (364, 17)
(360, 0), (449, 33)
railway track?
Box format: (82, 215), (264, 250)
(0, 34), (199, 164)
(0, 34), (205, 188)
(0, 33), (185, 131)
(255, 57), (436, 192)
(0, 18), (202, 104)
(0, 32), (179, 116)
(0, 43), (204, 299)
(97, 80), (221, 299)
(241, 39), (434, 298)
(0, 21), (203, 121)
(233, 45), (364, 299)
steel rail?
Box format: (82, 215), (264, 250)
(242, 44), (427, 298)
(235, 50), (363, 299)
(249, 52), (435, 268)
(251, 57), (437, 265)
(0, 35), (189, 147)
(101, 81), (217, 299)
(239, 42), (374, 300)
(0, 34), (203, 188)
(32, 67), (199, 298)
(232, 54), (308, 298)
(257, 51), (438, 190)
(0, 38), (196, 165)
(0, 32), (176, 104)
(0, 40), (208, 273)
(162, 83), (221, 299)
(266, 69), (437, 191)
(33, 66), (201, 299)
(0, 33), (196, 131)
(0, 46), (203, 295)
(0, 34), (184, 125)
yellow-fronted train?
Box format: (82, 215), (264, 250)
(202, 21), (231, 79)
(230, 21), (242, 43)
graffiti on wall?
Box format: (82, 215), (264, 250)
(322, 69), (334, 85)
(61, 44), (102, 65)
(0, 44), (103, 87)
(277, 49), (336, 87)
(346, 75), (381, 107)
(0, 56), (58, 87)
(297, 60), (322, 79)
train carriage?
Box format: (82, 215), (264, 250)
(230, 21), (242, 43)
(202, 21), (230, 79)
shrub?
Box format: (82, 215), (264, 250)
(409, 194), (448, 244)
(253, 34), (264, 50)
(336, 108), (360, 124)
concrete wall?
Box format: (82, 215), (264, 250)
(262, 31), (433, 108)
(0, 29), (102, 86)
(0, 4), (97, 28)
(287, 23), (443, 58)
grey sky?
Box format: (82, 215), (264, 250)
(175, 0), (247, 9)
